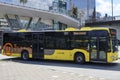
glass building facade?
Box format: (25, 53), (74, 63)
(0, 0), (68, 30)
(51, 0), (67, 14)
(0, 0), (67, 14)
(0, 0), (53, 10)
(67, 0), (96, 20)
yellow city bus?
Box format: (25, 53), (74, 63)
(0, 27), (118, 63)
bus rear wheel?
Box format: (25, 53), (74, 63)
(21, 51), (29, 60)
(74, 53), (85, 64)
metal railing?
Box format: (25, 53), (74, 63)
(86, 16), (120, 23)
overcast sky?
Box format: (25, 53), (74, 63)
(96, 0), (120, 16)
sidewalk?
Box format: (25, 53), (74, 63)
(0, 54), (14, 60)
(0, 54), (109, 80)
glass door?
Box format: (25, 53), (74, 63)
(0, 31), (3, 53)
(32, 33), (44, 59)
(90, 37), (107, 61)
(98, 37), (107, 61)
(90, 37), (98, 60)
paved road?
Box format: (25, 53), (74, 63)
(0, 54), (112, 80)
(0, 59), (110, 80)
(0, 56), (120, 80)
(41, 60), (120, 80)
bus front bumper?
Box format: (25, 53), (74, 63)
(107, 52), (118, 62)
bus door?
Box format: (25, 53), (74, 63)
(90, 37), (107, 61)
(32, 33), (44, 59)
(0, 31), (3, 53)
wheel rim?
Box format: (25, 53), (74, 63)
(76, 56), (82, 62)
(23, 52), (28, 60)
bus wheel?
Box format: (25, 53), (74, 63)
(74, 53), (85, 64)
(21, 51), (29, 60)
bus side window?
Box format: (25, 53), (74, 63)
(55, 32), (67, 49)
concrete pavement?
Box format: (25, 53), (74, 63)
(0, 54), (14, 60)
(0, 61), (109, 80)
(0, 54), (110, 80)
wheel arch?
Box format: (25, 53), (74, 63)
(21, 49), (29, 54)
(74, 52), (85, 59)
(21, 49), (29, 53)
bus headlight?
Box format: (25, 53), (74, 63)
(111, 56), (114, 60)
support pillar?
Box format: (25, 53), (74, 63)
(4, 14), (12, 30)
(15, 15), (22, 29)
(26, 17), (33, 29)
(4, 14), (22, 30)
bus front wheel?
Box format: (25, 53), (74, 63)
(21, 51), (29, 60)
(74, 53), (85, 64)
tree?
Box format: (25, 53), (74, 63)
(72, 7), (78, 18)
(20, 0), (28, 5)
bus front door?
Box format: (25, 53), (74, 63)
(32, 33), (44, 59)
(90, 37), (107, 62)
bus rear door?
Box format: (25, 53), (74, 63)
(32, 33), (44, 59)
(0, 31), (3, 53)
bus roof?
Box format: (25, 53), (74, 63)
(80, 27), (110, 31)
(3, 27), (115, 33)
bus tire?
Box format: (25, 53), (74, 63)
(21, 50), (29, 60)
(74, 53), (85, 64)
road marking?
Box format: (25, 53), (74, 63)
(1, 64), (6, 66)
(52, 75), (59, 78)
(99, 78), (106, 80)
(89, 76), (94, 78)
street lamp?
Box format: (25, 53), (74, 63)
(87, 0), (89, 19)
(111, 0), (113, 20)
